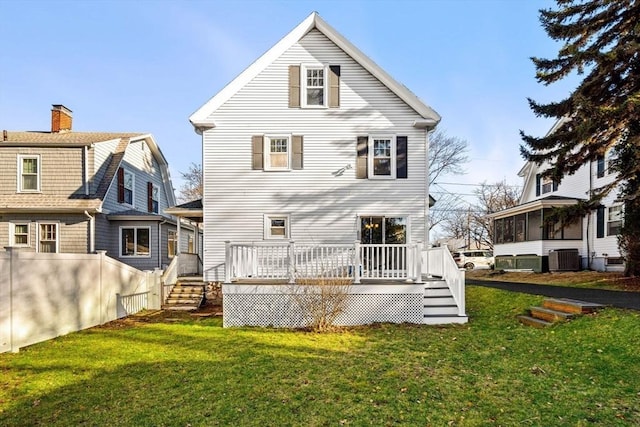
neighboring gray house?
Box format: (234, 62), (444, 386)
(0, 104), (195, 270)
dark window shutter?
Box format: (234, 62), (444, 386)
(252, 135), (264, 170)
(329, 65), (340, 108)
(596, 155), (605, 178)
(292, 135), (303, 170)
(552, 180), (558, 192)
(356, 136), (368, 179)
(596, 206), (605, 238)
(117, 167), (125, 203)
(147, 182), (153, 212)
(535, 174), (541, 197)
(289, 65), (300, 108)
(396, 136), (407, 179)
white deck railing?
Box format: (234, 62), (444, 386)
(424, 247), (466, 316)
(225, 240), (423, 283)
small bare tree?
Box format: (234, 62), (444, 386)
(289, 278), (352, 332)
(178, 162), (203, 203)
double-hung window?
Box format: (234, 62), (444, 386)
(120, 227), (150, 257)
(607, 205), (623, 236)
(301, 64), (327, 107)
(123, 170), (134, 205)
(264, 214), (290, 239)
(369, 135), (396, 178)
(11, 223), (30, 247)
(18, 155), (41, 192)
(38, 223), (58, 253)
(265, 136), (291, 171)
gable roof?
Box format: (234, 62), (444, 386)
(189, 12), (440, 130)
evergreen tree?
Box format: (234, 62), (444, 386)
(521, 0), (640, 275)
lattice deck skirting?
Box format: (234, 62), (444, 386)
(222, 284), (425, 328)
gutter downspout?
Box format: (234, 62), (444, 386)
(84, 211), (95, 253)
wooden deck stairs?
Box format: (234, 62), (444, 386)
(518, 298), (604, 328)
(162, 277), (205, 311)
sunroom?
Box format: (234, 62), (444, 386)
(491, 196), (585, 272)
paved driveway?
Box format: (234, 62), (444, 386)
(466, 279), (640, 311)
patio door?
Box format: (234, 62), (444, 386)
(360, 216), (407, 275)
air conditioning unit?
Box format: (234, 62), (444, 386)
(549, 249), (580, 272)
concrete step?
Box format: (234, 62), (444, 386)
(530, 306), (575, 323)
(542, 298), (604, 314)
(518, 315), (552, 328)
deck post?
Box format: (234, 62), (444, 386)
(354, 240), (361, 284)
(224, 240), (231, 283)
(415, 241), (423, 283)
(288, 240), (296, 284)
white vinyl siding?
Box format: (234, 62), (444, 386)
(200, 29), (427, 281)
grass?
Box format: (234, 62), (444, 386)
(1, 286), (639, 426)
(467, 269), (640, 292)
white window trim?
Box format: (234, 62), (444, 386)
(607, 204), (623, 236)
(17, 154), (41, 193)
(10, 222), (31, 247)
(264, 134), (292, 171)
(123, 169), (135, 207)
(119, 226), (152, 258)
(36, 222), (59, 253)
(264, 214), (291, 240)
(368, 135), (397, 179)
(301, 63), (329, 109)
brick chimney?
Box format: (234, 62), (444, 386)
(51, 104), (72, 133)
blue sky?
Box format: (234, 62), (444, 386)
(0, 0), (574, 204)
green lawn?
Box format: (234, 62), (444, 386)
(1, 286), (639, 426)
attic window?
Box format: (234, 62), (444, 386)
(290, 65), (340, 108)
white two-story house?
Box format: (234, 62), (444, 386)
(189, 13), (467, 326)
(491, 118), (624, 272)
